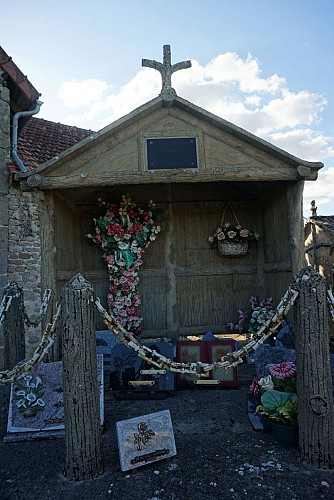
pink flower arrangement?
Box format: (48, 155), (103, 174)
(269, 361), (296, 379)
(250, 361), (297, 404)
(208, 222), (259, 248)
(87, 194), (161, 334)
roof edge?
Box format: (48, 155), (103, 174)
(17, 93), (324, 179)
(0, 46), (41, 103)
(173, 95), (323, 170)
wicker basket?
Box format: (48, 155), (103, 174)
(218, 241), (249, 257)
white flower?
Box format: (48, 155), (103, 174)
(16, 390), (26, 396)
(26, 392), (37, 403)
(258, 375), (274, 391)
(118, 242), (129, 249)
(32, 398), (45, 407)
(16, 399), (26, 409)
(35, 376), (42, 388)
(24, 375), (33, 387)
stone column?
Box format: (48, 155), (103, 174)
(62, 273), (103, 481)
(293, 266), (334, 468)
(0, 71), (10, 370)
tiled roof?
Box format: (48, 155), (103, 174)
(17, 117), (95, 169)
(0, 46), (41, 111)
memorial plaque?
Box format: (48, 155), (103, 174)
(110, 342), (174, 393)
(176, 340), (239, 387)
(147, 137), (198, 169)
(6, 355), (104, 441)
(116, 409), (177, 471)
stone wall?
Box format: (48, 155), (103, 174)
(7, 188), (42, 357)
(0, 72), (10, 369)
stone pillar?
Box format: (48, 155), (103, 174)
(293, 266), (334, 468)
(3, 282), (25, 370)
(62, 274), (103, 481)
(0, 70), (10, 370)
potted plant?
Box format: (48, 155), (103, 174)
(208, 222), (259, 256)
(227, 295), (274, 334)
(256, 390), (299, 445)
(249, 361), (298, 444)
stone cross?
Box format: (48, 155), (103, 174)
(142, 45), (191, 99)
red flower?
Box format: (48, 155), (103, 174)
(249, 376), (261, 397)
(93, 234), (102, 243)
(127, 208), (137, 219)
(129, 223), (143, 235)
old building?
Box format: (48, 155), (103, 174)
(0, 45), (323, 365)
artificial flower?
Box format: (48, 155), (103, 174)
(258, 375), (274, 391)
(269, 361), (296, 379)
(88, 195), (160, 334)
(208, 222), (259, 249)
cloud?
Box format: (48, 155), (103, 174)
(304, 167), (334, 214)
(58, 78), (109, 108)
(56, 52), (334, 168)
(265, 129), (334, 161)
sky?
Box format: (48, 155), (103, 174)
(2, 0), (334, 218)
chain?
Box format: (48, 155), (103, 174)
(95, 287), (299, 377)
(4, 281), (331, 384)
(0, 285), (51, 328)
(0, 303), (61, 385)
(327, 289), (334, 322)
(0, 293), (13, 326)
(24, 289), (52, 327)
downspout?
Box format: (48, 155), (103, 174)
(12, 99), (43, 172)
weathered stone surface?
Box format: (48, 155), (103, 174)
(293, 266), (334, 468)
(116, 409), (177, 471)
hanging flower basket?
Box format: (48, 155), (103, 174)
(218, 241), (249, 257)
(208, 202), (259, 258)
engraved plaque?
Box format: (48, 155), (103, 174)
(147, 137), (198, 169)
(116, 409), (177, 471)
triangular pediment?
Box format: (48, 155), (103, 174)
(17, 95), (323, 191)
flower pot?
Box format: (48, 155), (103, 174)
(271, 422), (299, 446)
(218, 241), (248, 256)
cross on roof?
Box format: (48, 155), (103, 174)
(142, 45), (191, 99)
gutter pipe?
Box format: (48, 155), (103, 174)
(12, 99), (43, 172)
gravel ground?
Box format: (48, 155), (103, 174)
(1, 364), (334, 500)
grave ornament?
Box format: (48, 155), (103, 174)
(142, 44), (191, 99)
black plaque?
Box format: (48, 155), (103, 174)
(147, 137), (198, 169)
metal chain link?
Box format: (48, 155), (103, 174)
(0, 293), (13, 326)
(95, 287), (299, 376)
(4, 282), (334, 385)
(24, 289), (52, 327)
(0, 303), (61, 385)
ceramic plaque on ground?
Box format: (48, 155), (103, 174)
(116, 409), (177, 471)
(6, 355), (104, 440)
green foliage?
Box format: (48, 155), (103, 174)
(256, 389), (298, 425)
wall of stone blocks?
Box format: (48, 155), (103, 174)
(7, 188), (42, 357)
(0, 74), (10, 370)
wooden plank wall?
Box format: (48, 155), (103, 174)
(55, 195), (294, 339)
